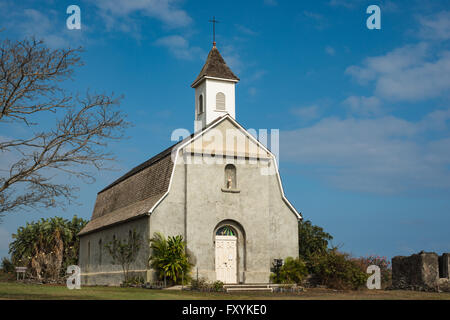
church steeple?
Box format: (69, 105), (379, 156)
(192, 45), (239, 132)
(191, 46), (240, 87)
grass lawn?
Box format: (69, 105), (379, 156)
(1, 282), (450, 300)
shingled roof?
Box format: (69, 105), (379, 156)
(191, 46), (240, 87)
(78, 143), (177, 236)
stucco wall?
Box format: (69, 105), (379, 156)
(150, 119), (299, 284)
(80, 119), (300, 285)
(164, 149), (299, 284)
(205, 79), (236, 122)
(79, 217), (150, 286)
(194, 78), (236, 131)
(148, 154), (187, 281)
(268, 159), (300, 263)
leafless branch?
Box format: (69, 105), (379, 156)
(0, 36), (129, 218)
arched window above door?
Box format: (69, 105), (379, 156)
(216, 226), (236, 236)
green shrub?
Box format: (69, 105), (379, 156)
(298, 220), (333, 260)
(308, 249), (368, 290)
(190, 278), (208, 291)
(353, 255), (392, 288)
(212, 281), (224, 292)
(122, 276), (145, 287)
(149, 232), (192, 285)
(1, 257), (15, 273)
(270, 257), (308, 284)
(190, 279), (224, 292)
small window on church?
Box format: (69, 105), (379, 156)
(198, 94), (204, 114)
(216, 92), (225, 110)
(225, 164), (237, 189)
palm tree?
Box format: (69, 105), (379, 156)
(9, 216), (87, 280)
(149, 232), (192, 284)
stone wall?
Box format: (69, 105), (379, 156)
(439, 253), (449, 278)
(392, 251), (449, 292)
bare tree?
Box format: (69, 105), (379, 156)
(0, 37), (129, 218)
(105, 230), (143, 284)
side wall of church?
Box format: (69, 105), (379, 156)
(110, 119), (300, 285)
(148, 153), (187, 281)
(268, 158), (300, 262)
(79, 217), (150, 286)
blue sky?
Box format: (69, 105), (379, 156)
(0, 0), (449, 260)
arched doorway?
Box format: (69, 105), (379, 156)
(215, 226), (237, 284)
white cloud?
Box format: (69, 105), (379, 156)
(263, 0), (278, 6)
(325, 46), (335, 56)
(328, 0), (357, 9)
(302, 11), (329, 30)
(5, 8), (83, 48)
(328, 0), (398, 11)
(91, 0), (192, 29)
(248, 87), (258, 96)
(291, 105), (321, 121)
(342, 96), (382, 116)
(247, 70), (267, 82)
(346, 43), (450, 101)
(419, 108), (450, 131)
(281, 111), (450, 194)
(346, 43), (429, 83)
(155, 35), (204, 60)
(418, 11), (450, 41)
(235, 24), (258, 36)
(221, 45), (244, 74)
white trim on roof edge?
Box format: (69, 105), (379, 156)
(191, 76), (239, 88)
(148, 114), (302, 220)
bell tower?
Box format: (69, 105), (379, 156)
(191, 44), (240, 132)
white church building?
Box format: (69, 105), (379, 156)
(78, 43), (302, 285)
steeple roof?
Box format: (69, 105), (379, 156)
(191, 46), (240, 87)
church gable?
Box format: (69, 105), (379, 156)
(184, 117), (270, 159)
(175, 115), (301, 220)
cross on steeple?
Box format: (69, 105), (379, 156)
(209, 16), (219, 47)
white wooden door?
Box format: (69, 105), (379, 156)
(215, 235), (237, 284)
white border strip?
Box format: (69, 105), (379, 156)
(81, 269), (147, 276)
(191, 76), (239, 88)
